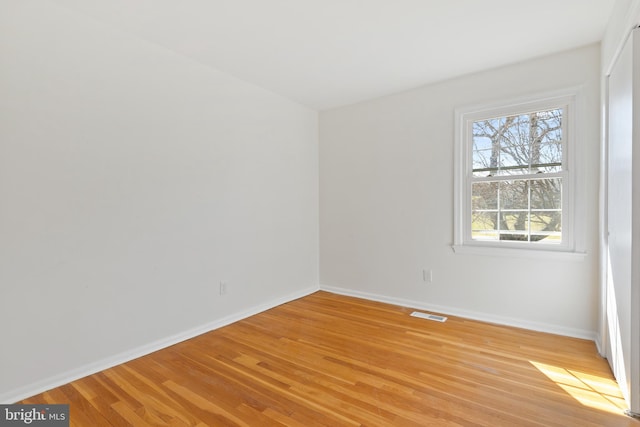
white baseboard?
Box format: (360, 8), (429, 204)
(320, 284), (597, 342)
(1, 285), (319, 404)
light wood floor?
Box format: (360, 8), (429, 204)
(21, 291), (640, 426)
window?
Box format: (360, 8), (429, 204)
(454, 91), (582, 255)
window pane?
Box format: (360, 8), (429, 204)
(501, 211), (528, 231)
(499, 180), (528, 210)
(471, 211), (498, 240)
(533, 139), (562, 173)
(498, 151), (527, 175)
(473, 135), (493, 150)
(472, 108), (563, 176)
(472, 182), (498, 210)
(472, 149), (494, 177)
(531, 178), (561, 209)
(499, 207), (529, 242)
(469, 178), (563, 244)
(529, 210), (561, 232)
(472, 119), (500, 176)
(530, 210), (562, 245)
(535, 109), (563, 145)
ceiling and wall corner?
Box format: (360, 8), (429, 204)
(51, 0), (615, 110)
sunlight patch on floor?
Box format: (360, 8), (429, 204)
(531, 361), (627, 414)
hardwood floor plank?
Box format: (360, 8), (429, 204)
(17, 291), (640, 426)
(60, 383), (114, 427)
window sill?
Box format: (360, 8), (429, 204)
(451, 244), (587, 261)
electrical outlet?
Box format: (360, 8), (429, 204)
(220, 281), (228, 295)
(422, 269), (433, 284)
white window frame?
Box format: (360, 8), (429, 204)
(453, 89), (586, 259)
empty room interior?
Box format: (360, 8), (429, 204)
(2, 0), (640, 426)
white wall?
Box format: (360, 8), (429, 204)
(0, 1), (318, 402)
(320, 45), (601, 338)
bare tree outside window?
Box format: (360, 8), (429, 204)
(470, 108), (563, 243)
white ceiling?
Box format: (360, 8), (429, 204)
(52, 0), (616, 110)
